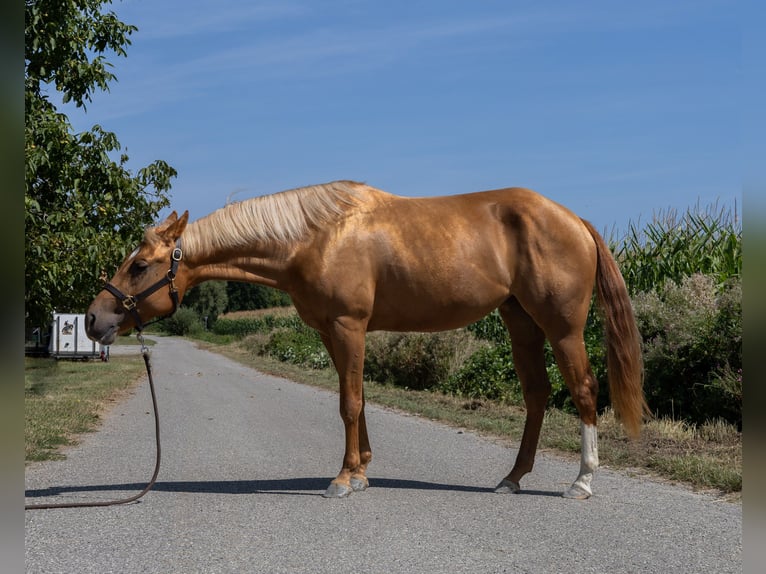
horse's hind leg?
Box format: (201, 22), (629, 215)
(549, 332), (600, 499)
(494, 298), (551, 494)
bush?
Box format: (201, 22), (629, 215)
(466, 311), (508, 345)
(442, 343), (519, 402)
(213, 313), (304, 338)
(161, 307), (203, 336)
(457, 306), (608, 412)
(214, 317), (272, 337)
(633, 273), (742, 426)
(238, 332), (270, 355)
(262, 326), (330, 370)
(225, 310), (328, 369)
(364, 330), (483, 390)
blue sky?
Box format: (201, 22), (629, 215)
(60, 0), (742, 235)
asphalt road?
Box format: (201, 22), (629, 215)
(25, 336), (742, 573)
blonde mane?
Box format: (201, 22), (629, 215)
(180, 180), (370, 257)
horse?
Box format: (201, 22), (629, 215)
(85, 180), (646, 499)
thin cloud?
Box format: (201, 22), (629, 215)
(72, 0), (734, 127)
(165, 12), (542, 81)
(120, 0), (307, 39)
(88, 10), (539, 122)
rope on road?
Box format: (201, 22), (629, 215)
(25, 335), (162, 510)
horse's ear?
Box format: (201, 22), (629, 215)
(154, 211), (178, 233)
(165, 210), (188, 241)
(155, 210), (188, 240)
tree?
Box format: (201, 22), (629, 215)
(182, 281), (229, 326)
(25, 0), (176, 330)
(225, 282), (292, 311)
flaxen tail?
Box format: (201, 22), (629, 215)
(581, 219), (648, 438)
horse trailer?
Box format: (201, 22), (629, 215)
(50, 313), (103, 360)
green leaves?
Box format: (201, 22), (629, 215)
(182, 282), (229, 325)
(633, 274), (742, 426)
(25, 0), (176, 329)
(613, 202), (742, 295)
(25, 0), (136, 107)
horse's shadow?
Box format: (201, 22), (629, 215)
(25, 477), (562, 498)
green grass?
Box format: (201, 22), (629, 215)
(24, 355), (147, 462)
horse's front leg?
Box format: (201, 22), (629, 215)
(321, 321), (371, 498)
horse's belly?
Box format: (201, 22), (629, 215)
(366, 274), (509, 332)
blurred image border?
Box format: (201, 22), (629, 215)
(1, 1), (25, 573)
(743, 4), (765, 570)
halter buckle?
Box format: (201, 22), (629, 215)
(122, 295), (138, 311)
(171, 246), (183, 262)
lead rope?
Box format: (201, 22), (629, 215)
(25, 333), (162, 510)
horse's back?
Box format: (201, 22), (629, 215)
(294, 185), (597, 333)
(358, 185), (595, 274)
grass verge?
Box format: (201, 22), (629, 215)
(197, 336), (742, 499)
(24, 354), (147, 462)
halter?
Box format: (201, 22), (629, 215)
(102, 239), (183, 332)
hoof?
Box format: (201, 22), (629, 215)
(323, 482), (353, 498)
(494, 479), (521, 494)
(350, 476), (369, 492)
(562, 484), (592, 500)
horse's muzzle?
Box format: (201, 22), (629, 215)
(85, 309), (121, 345)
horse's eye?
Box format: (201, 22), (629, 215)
(129, 260), (149, 277)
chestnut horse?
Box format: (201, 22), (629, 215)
(85, 181), (646, 499)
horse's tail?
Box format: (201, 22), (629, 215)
(581, 219), (648, 438)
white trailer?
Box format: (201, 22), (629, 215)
(49, 313), (102, 360)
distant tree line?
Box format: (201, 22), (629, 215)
(180, 282), (291, 325)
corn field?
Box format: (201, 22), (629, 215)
(612, 200), (741, 294)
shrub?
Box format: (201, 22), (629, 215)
(466, 311), (508, 345)
(225, 310), (328, 369)
(213, 312), (304, 338)
(263, 326), (330, 369)
(633, 273), (742, 426)
(364, 330), (484, 390)
(161, 307), (203, 336)
(458, 306), (608, 412)
(238, 332), (270, 356)
(214, 317), (272, 337)
(442, 343), (519, 402)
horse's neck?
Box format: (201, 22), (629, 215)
(190, 258), (287, 290)
(183, 229), (293, 290)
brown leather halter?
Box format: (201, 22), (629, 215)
(102, 239), (183, 332)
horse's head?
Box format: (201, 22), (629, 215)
(86, 210), (189, 345)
